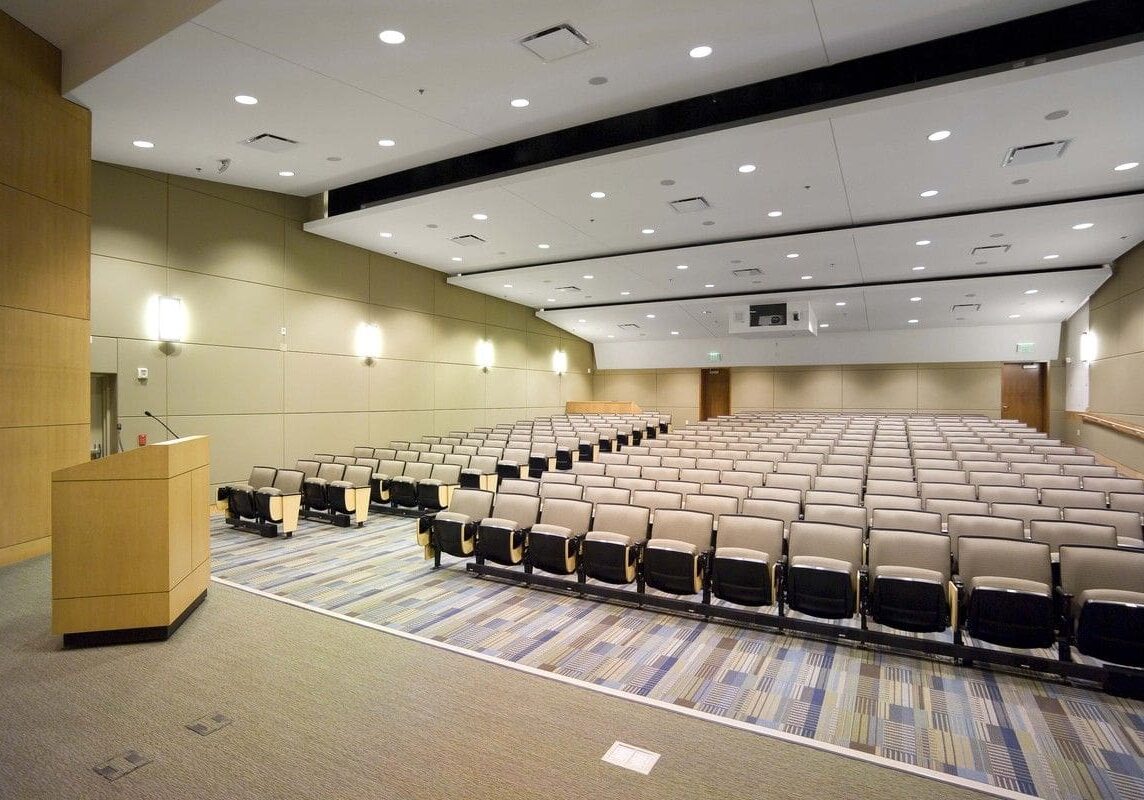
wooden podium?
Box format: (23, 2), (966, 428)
(51, 436), (210, 647)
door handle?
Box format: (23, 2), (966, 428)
(1002, 405), (1009, 410)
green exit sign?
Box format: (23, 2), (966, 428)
(708, 352), (722, 362)
(1015, 342), (1035, 354)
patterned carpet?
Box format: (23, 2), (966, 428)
(209, 514), (1144, 800)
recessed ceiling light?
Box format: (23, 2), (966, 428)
(704, 284), (714, 288)
(689, 45), (713, 58)
(1114, 162), (1139, 171)
(451, 257), (462, 262)
(801, 275), (813, 280)
(590, 191), (606, 199)
(786, 253), (799, 259)
(912, 266), (926, 271)
(646, 314), (656, 319)
(546, 298), (555, 303)
(1072, 222), (1094, 230)
(670, 331), (680, 336)
(1009, 314), (1021, 319)
(835, 301), (847, 307)
(607, 334), (614, 338)
(908, 319), (919, 324)
(503, 284), (513, 289)
(1024, 289), (1039, 295)
(378, 139), (396, 147)
(915, 239), (931, 246)
(577, 319), (586, 323)
(537, 243), (550, 249)
(919, 189), (939, 198)
(767, 210), (782, 218)
(738, 164), (756, 174)
(620, 291), (630, 296)
(132, 140), (154, 148)
(510, 98), (530, 108)
(676, 264), (688, 270)
(472, 213), (488, 220)
(820, 323), (830, 328)
(378, 30), (405, 44)
(910, 296), (921, 302)
(583, 274), (594, 280)
(379, 232), (393, 238)
(928, 130), (951, 142)
(234, 95), (258, 105)
(278, 170), (295, 177)
(641, 228), (655, 234)
(1042, 254), (1059, 260)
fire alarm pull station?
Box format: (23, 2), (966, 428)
(137, 433), (147, 447)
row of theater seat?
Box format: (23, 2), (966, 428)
(419, 488), (1144, 666)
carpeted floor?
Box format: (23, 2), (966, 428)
(208, 513), (1144, 800)
(0, 554), (996, 800)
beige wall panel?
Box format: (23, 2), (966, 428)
(0, 12), (59, 96)
(285, 352), (368, 413)
(485, 407), (529, 427)
(526, 332), (563, 372)
(434, 280), (485, 323)
(561, 371), (594, 404)
(731, 369), (774, 410)
(487, 325), (529, 370)
(90, 336), (117, 373)
(174, 413), (284, 486)
(116, 338), (168, 417)
(368, 410), (436, 448)
(284, 412), (369, 465)
(368, 358), (434, 411)
(774, 368), (843, 409)
(284, 290), (371, 357)
(368, 254), (436, 313)
(527, 370), (562, 408)
(527, 315), (565, 337)
(564, 337), (595, 373)
(1089, 354), (1144, 417)
(0, 423), (87, 549)
(1088, 299), (1124, 360)
(598, 371), (658, 407)
(90, 255), (166, 340)
(661, 406), (701, 427)
(656, 370), (700, 408)
(1092, 245), (1144, 310)
(0, 183), (90, 318)
(374, 306), (436, 363)
(168, 269), (283, 351)
(434, 362), (487, 410)
(433, 316), (487, 366)
(1081, 423), (1144, 475)
(0, 306), (88, 427)
(90, 162), (167, 265)
(434, 409), (486, 436)
(526, 406), (563, 421)
(0, 81), (90, 213)
(917, 366), (1000, 412)
(284, 224), (370, 302)
(168, 344), (284, 415)
(168, 174), (307, 222)
(486, 367), (528, 409)
(842, 368), (917, 409)
(167, 186), (284, 285)
(485, 297), (532, 331)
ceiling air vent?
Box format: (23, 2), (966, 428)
(1002, 140), (1070, 167)
(970, 244), (1011, 256)
(239, 133), (300, 152)
(951, 303), (981, 313)
(618, 323), (640, 330)
(450, 235), (486, 246)
(554, 285), (581, 293)
(669, 196), (710, 214)
(520, 23), (592, 62)
(732, 267), (763, 278)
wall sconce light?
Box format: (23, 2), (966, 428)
(552, 349), (568, 375)
(157, 295), (186, 342)
(354, 322), (383, 363)
(1080, 330), (1097, 362)
(476, 339), (495, 372)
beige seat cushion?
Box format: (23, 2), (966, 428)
(1077, 588), (1144, 608)
(530, 523), (572, 539)
(256, 487), (283, 496)
(435, 511), (472, 526)
(481, 517), (519, 531)
(969, 575), (1049, 596)
(791, 555), (852, 574)
(714, 546), (768, 564)
(646, 538), (698, 556)
(586, 531), (632, 546)
(875, 564), (941, 584)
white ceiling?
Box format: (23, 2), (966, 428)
(4, 0), (1141, 360)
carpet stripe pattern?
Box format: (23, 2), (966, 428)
(209, 515), (1144, 800)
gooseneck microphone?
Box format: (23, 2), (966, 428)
(143, 410), (181, 441)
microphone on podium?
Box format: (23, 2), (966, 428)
(143, 410), (181, 441)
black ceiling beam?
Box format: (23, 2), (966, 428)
(328, 0), (1144, 217)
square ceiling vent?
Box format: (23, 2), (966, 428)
(669, 196), (710, 214)
(971, 244), (1011, 256)
(520, 24), (592, 61)
(1002, 140), (1070, 167)
(618, 323), (640, 330)
(732, 267), (763, 277)
(239, 133), (299, 152)
(951, 303), (981, 313)
(451, 235), (486, 246)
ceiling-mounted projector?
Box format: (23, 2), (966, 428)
(729, 301), (817, 337)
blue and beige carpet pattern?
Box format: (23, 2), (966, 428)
(209, 515), (1144, 800)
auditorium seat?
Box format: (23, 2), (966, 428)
(1040, 488), (1106, 510)
(1029, 519), (1117, 555)
(416, 463), (463, 511)
(683, 493), (739, 523)
(870, 508), (942, 535)
(710, 515), (785, 606)
(1062, 507), (1144, 548)
(582, 503), (652, 584)
(389, 461), (434, 508)
(866, 529), (954, 633)
(527, 498), (594, 576)
(956, 537), (1055, 649)
(784, 521), (864, 619)
(475, 493), (542, 567)
(583, 486), (630, 506)
(327, 464), (373, 524)
(499, 477), (540, 496)
(1059, 545), (1144, 666)
(422, 488), (495, 566)
(977, 485), (1038, 505)
(803, 503), (867, 532)
(303, 462), (346, 512)
(641, 509), (715, 596)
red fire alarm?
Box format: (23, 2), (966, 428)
(137, 433), (147, 447)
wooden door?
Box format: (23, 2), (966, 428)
(700, 368), (730, 420)
(1001, 362), (1046, 431)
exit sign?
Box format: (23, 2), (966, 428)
(1016, 342), (1035, 354)
(708, 352), (722, 362)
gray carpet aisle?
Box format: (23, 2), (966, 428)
(0, 555), (993, 800)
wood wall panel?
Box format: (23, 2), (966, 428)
(0, 183), (89, 317)
(0, 306), (89, 427)
(0, 424), (88, 550)
(0, 81), (91, 212)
